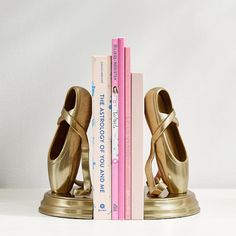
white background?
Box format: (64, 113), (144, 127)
(0, 0), (236, 189)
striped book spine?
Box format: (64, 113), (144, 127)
(112, 39), (119, 220)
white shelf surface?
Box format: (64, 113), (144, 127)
(0, 189), (235, 236)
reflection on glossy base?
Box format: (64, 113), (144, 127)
(39, 190), (93, 219)
(144, 189), (200, 219)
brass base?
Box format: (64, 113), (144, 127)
(39, 190), (93, 219)
(39, 189), (199, 220)
(144, 190), (200, 219)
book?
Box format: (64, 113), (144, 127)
(92, 55), (112, 220)
(131, 73), (144, 220)
(124, 47), (131, 220)
(118, 38), (125, 220)
(111, 39), (119, 220)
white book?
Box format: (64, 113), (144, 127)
(111, 38), (119, 219)
(92, 56), (112, 219)
(131, 73), (144, 220)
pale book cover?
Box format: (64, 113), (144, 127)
(92, 55), (112, 220)
(131, 73), (144, 220)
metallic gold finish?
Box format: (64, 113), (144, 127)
(48, 86), (92, 195)
(39, 190), (93, 219)
(39, 86), (93, 219)
(144, 188), (200, 219)
(145, 87), (188, 196)
(144, 87), (200, 219)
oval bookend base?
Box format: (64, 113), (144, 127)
(39, 190), (93, 219)
(144, 190), (200, 219)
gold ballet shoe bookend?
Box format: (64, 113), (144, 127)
(39, 86), (93, 219)
(144, 87), (200, 219)
(39, 86), (200, 220)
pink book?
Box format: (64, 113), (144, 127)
(131, 73), (144, 220)
(112, 39), (119, 220)
(124, 47), (131, 220)
(118, 38), (125, 220)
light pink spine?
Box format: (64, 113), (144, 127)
(118, 38), (125, 220)
(124, 47), (131, 220)
(131, 73), (144, 220)
(112, 39), (119, 220)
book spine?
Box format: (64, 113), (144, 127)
(124, 47), (131, 220)
(112, 39), (119, 220)
(92, 55), (112, 220)
(118, 38), (125, 220)
(131, 73), (144, 220)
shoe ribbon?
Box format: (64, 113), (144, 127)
(145, 109), (178, 197)
(57, 108), (92, 196)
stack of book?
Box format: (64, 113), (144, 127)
(92, 38), (143, 220)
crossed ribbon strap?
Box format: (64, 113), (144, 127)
(57, 108), (92, 196)
(145, 109), (179, 197)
